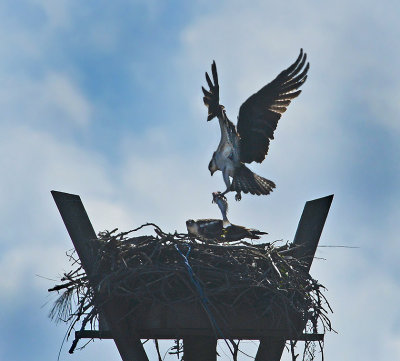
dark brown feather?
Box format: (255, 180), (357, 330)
(202, 60), (222, 121)
(187, 218), (266, 242)
(231, 164), (275, 196)
(238, 49), (309, 164)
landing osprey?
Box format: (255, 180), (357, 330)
(202, 49), (309, 200)
(186, 192), (267, 242)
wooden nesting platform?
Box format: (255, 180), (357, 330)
(51, 191), (333, 361)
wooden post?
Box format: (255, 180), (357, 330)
(51, 191), (149, 361)
(255, 194), (333, 361)
(183, 336), (217, 361)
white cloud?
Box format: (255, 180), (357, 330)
(0, 72), (92, 128)
(0, 126), (113, 302)
(309, 250), (400, 361)
(41, 73), (92, 127)
(30, 0), (71, 29)
(0, 244), (70, 305)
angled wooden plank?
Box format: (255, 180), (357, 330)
(292, 194), (334, 272)
(51, 191), (97, 275)
(51, 190), (149, 361)
(255, 194), (333, 361)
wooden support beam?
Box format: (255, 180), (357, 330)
(51, 191), (149, 361)
(76, 330), (113, 339)
(255, 194), (333, 361)
(183, 336), (217, 361)
(76, 330), (324, 342)
(255, 338), (286, 361)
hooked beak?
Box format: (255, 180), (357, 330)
(209, 169), (215, 176)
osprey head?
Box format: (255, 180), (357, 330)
(208, 152), (218, 175)
(186, 219), (199, 236)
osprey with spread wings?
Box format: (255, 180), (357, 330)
(202, 49), (309, 200)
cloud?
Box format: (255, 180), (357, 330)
(39, 72), (92, 127)
(0, 125), (114, 303)
(309, 249), (400, 361)
(0, 72), (92, 129)
(30, 0), (71, 29)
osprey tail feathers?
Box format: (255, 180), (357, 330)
(248, 228), (268, 239)
(231, 164), (275, 196)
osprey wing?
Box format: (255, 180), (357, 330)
(202, 61), (222, 121)
(224, 224), (268, 242)
(197, 219), (223, 240)
(237, 49), (309, 164)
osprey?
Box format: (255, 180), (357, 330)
(186, 192), (267, 242)
(202, 49), (309, 200)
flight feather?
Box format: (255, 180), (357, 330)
(238, 49), (309, 164)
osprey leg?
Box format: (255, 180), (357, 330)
(234, 191), (242, 201)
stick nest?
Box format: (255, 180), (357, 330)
(49, 223), (332, 360)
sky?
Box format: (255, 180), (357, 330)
(0, 0), (399, 360)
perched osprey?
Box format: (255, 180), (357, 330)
(202, 49), (309, 200)
(186, 192), (267, 242)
